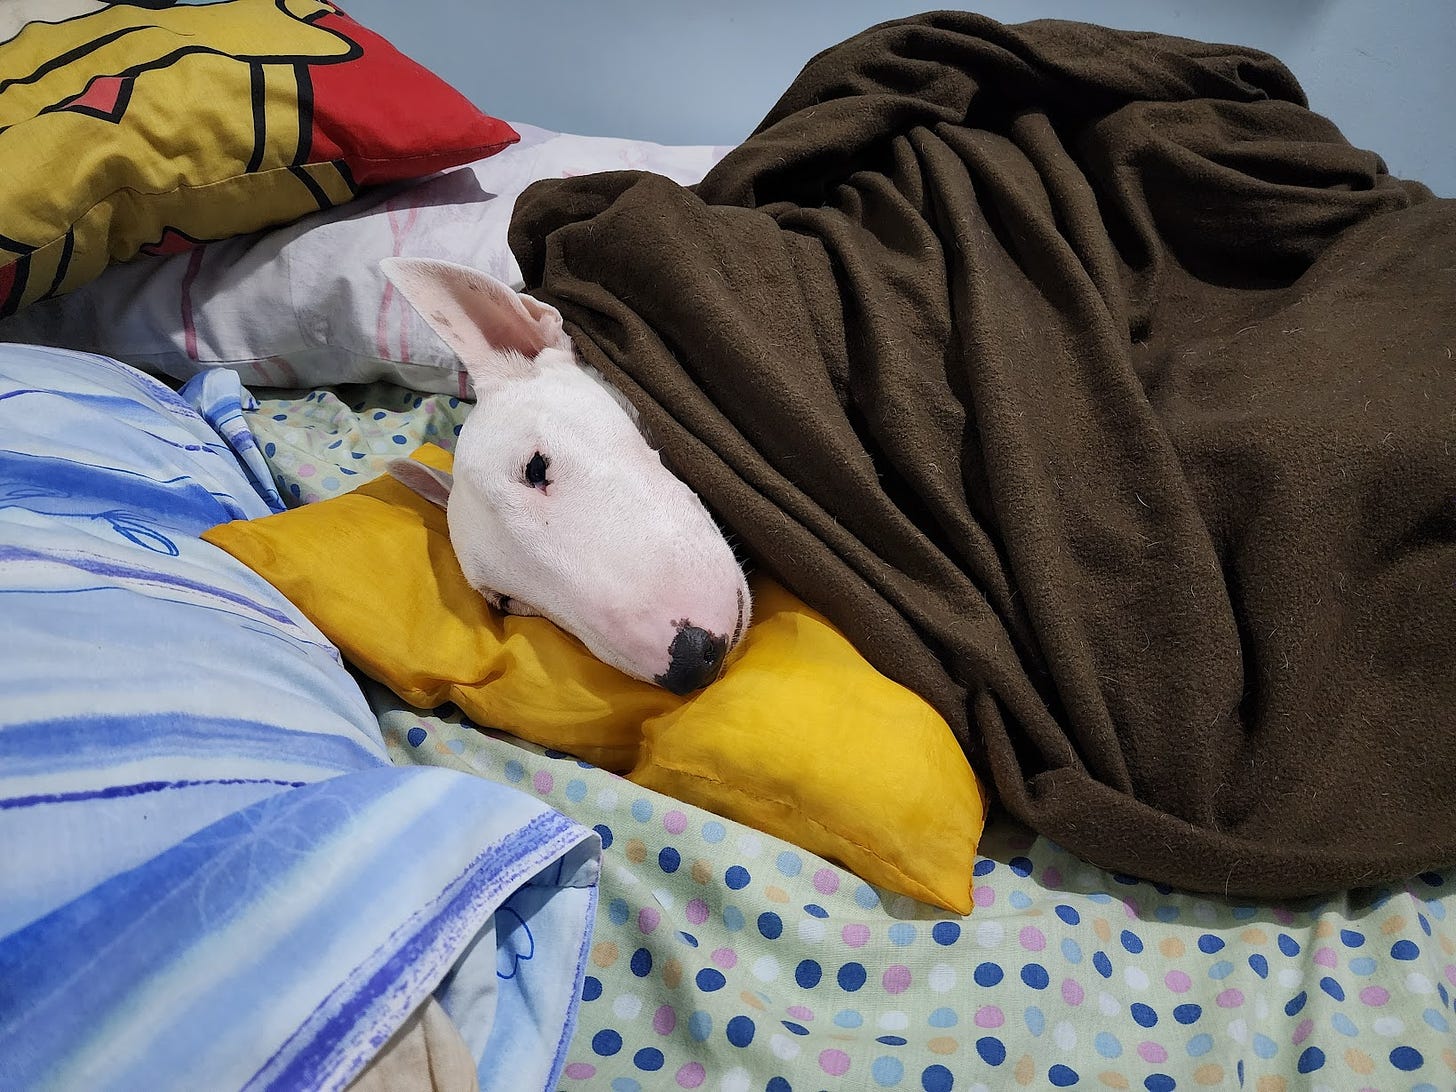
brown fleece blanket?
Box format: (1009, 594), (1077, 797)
(509, 12), (1456, 897)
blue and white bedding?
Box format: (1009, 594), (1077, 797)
(0, 345), (601, 1092)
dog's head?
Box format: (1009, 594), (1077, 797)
(380, 257), (749, 694)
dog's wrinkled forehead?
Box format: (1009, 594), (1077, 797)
(457, 354), (648, 466)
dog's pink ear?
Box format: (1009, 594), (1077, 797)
(386, 457), (452, 509)
(380, 257), (570, 392)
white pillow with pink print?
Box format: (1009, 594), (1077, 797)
(0, 122), (730, 395)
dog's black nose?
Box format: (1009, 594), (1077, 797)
(656, 625), (728, 695)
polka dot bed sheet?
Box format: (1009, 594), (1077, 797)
(244, 383), (1456, 1092)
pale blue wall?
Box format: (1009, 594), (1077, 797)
(348, 1), (1454, 194)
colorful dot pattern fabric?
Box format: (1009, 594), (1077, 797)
(248, 385), (1456, 1092)
(247, 381), (468, 507)
(372, 693), (1456, 1092)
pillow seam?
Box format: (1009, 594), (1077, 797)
(0, 141), (513, 278)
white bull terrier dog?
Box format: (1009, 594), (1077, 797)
(380, 257), (750, 695)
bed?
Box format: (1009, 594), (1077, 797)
(1, 5), (1453, 1092)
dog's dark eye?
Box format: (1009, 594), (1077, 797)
(524, 451), (550, 488)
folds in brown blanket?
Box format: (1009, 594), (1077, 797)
(510, 13), (1456, 897)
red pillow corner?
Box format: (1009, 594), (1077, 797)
(306, 8), (518, 186)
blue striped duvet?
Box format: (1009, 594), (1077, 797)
(0, 346), (599, 1092)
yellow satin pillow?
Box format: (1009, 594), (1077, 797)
(203, 444), (986, 911)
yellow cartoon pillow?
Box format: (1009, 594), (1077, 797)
(203, 445), (987, 912)
(0, 0), (516, 315)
